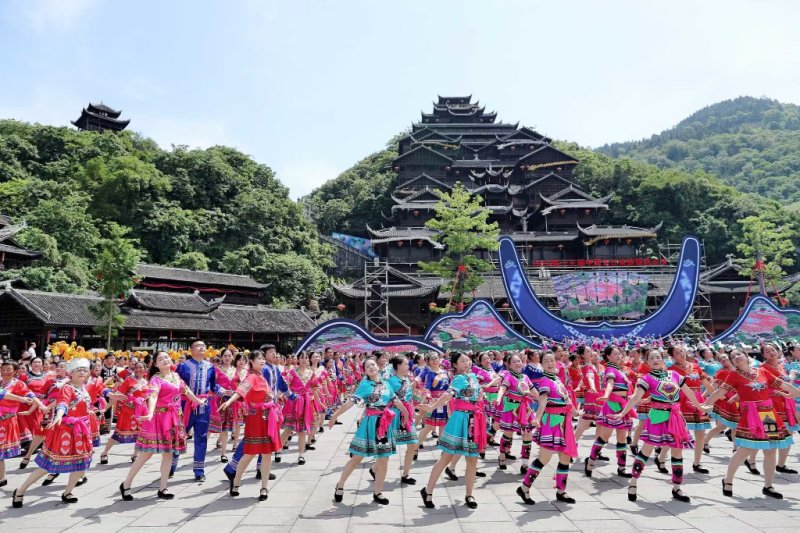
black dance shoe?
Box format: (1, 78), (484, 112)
(465, 495), (478, 509)
(373, 492), (389, 505)
(763, 486), (783, 499)
(400, 475), (417, 485)
(776, 465), (798, 474)
(333, 485), (344, 503)
(61, 493), (78, 504)
(692, 464), (709, 474)
(556, 491), (576, 504)
(445, 467), (459, 481)
(516, 485), (535, 505)
(158, 489), (174, 500)
(420, 487), (435, 508)
(119, 483), (133, 501)
(672, 488), (690, 503)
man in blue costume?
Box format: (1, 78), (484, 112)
(223, 344), (293, 481)
(173, 339), (228, 481)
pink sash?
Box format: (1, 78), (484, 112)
(251, 401), (283, 444)
(544, 405), (578, 457)
(740, 400), (772, 439)
(451, 399), (488, 452)
(366, 406), (396, 439)
(63, 415), (91, 438)
(400, 401), (414, 432)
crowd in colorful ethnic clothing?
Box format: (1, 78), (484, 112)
(2, 339), (800, 510)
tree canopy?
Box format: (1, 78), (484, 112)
(0, 120), (331, 307)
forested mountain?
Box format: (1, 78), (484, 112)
(598, 96), (800, 204)
(0, 121), (330, 306)
(305, 138), (800, 266)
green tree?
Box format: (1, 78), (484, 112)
(735, 215), (796, 294)
(418, 183), (499, 313)
(170, 251), (210, 271)
(90, 224), (141, 349)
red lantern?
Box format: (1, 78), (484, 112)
(397, 241), (404, 247)
(417, 240), (424, 247)
(584, 209), (591, 215)
(501, 302), (510, 309)
(559, 209), (566, 215)
(428, 302), (438, 310)
(603, 239), (610, 245)
(557, 244), (564, 250)
(626, 239), (632, 245)
(413, 210), (420, 216)
(336, 304), (346, 311)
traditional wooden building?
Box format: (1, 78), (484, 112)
(0, 215), (42, 270)
(0, 285), (315, 356)
(135, 264), (268, 305)
(333, 96), (663, 332)
(72, 102), (130, 132)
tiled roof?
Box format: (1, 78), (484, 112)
(577, 223), (663, 238)
(136, 264), (268, 290)
(506, 232), (580, 243)
(0, 243), (43, 258)
(366, 225), (439, 240)
(541, 200), (610, 216)
(0, 288), (314, 334)
(126, 289), (224, 314)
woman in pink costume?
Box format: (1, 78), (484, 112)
(210, 348), (241, 462)
(586, 346), (635, 479)
(118, 351), (206, 501)
(517, 352), (579, 506)
(280, 352), (319, 465)
(612, 349), (707, 503)
(495, 353), (536, 472)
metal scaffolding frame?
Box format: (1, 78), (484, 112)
(358, 259), (411, 336)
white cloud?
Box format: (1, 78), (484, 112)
(21, 0), (96, 33)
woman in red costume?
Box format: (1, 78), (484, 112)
(99, 360), (150, 464)
(705, 349), (800, 500)
(0, 360), (39, 487)
(12, 358), (96, 507)
(220, 350), (283, 501)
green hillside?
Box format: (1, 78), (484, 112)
(598, 96), (800, 204)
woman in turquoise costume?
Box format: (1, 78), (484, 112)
(386, 354), (419, 485)
(419, 352), (487, 510)
(328, 359), (408, 505)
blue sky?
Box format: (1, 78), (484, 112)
(2, 0), (800, 199)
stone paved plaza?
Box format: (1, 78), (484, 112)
(2, 409), (800, 533)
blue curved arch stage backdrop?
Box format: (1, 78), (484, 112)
(497, 236), (702, 343)
(711, 295), (800, 345)
(298, 236), (707, 352)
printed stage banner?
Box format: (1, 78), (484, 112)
(552, 271), (649, 320)
(712, 295), (800, 345)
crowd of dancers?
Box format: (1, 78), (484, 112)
(1, 339), (800, 510)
